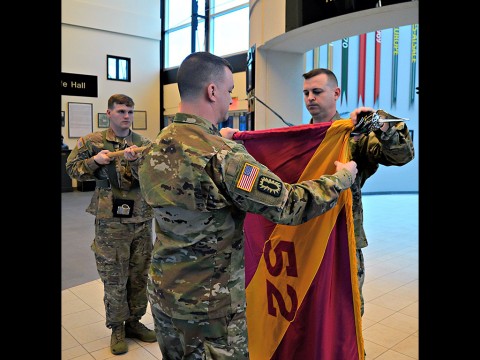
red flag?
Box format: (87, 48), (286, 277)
(358, 34), (366, 106)
(234, 121), (364, 360)
(341, 38), (349, 105)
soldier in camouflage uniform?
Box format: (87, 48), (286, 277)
(135, 52), (358, 360)
(302, 68), (415, 316)
(65, 94), (157, 355)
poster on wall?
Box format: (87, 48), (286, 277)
(68, 102), (93, 138)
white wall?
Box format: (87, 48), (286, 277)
(61, 0), (161, 151)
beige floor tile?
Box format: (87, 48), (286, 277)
(369, 292), (416, 312)
(363, 339), (388, 359)
(364, 263), (398, 282)
(62, 327), (80, 351)
(62, 345), (89, 360)
(366, 277), (409, 294)
(82, 336), (111, 353)
(362, 322), (411, 349)
(392, 334), (418, 359)
(398, 302), (418, 318)
(363, 282), (388, 302)
(62, 297), (91, 317)
(64, 354), (95, 360)
(383, 268), (418, 284)
(374, 349), (416, 359)
(379, 312), (418, 335)
(142, 342), (163, 359)
(363, 302), (396, 322)
(70, 281), (105, 308)
(388, 281), (418, 302)
(63, 308), (106, 330)
(67, 320), (111, 345)
(361, 316), (376, 330)
(62, 289), (78, 302)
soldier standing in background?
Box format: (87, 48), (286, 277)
(65, 94), (156, 355)
(302, 68), (415, 317)
(136, 52), (358, 359)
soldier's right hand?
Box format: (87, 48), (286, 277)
(334, 160), (357, 181)
(93, 150), (112, 165)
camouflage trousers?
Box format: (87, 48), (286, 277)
(92, 218), (153, 328)
(356, 248), (365, 316)
(150, 306), (249, 360)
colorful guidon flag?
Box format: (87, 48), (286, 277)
(234, 120), (364, 360)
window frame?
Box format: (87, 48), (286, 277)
(106, 54), (131, 82)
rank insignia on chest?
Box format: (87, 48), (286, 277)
(257, 176), (282, 197)
(237, 163), (260, 192)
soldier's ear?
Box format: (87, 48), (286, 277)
(207, 84), (216, 102)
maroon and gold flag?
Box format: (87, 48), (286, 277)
(233, 121), (364, 360)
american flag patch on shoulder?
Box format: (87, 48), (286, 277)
(236, 163), (260, 192)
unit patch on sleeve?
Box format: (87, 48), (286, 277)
(257, 176), (282, 197)
(236, 163), (260, 192)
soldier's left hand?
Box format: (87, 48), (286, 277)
(220, 127), (240, 140)
(350, 106), (375, 126)
(124, 145), (139, 161)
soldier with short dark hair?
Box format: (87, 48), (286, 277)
(136, 52), (359, 359)
(66, 93), (156, 355)
(302, 68), (415, 317)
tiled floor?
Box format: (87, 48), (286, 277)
(62, 191), (418, 359)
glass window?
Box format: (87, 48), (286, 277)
(211, 6), (249, 57)
(211, 0), (248, 13)
(166, 0), (192, 29)
(164, 0), (249, 68)
(166, 27), (192, 68)
(106, 55), (130, 82)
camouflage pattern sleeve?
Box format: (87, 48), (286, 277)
(65, 133), (105, 181)
(128, 133), (152, 179)
(354, 121), (415, 167)
(378, 121), (415, 164)
(220, 146), (354, 226)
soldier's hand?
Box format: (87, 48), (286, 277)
(93, 150), (112, 165)
(124, 145), (139, 161)
(220, 127), (240, 139)
(334, 160), (357, 181)
(350, 106), (375, 126)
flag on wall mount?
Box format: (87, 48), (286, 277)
(358, 34), (366, 106)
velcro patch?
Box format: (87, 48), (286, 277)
(257, 176), (282, 197)
(236, 163), (260, 192)
(77, 137), (85, 149)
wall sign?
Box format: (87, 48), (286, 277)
(61, 72), (98, 97)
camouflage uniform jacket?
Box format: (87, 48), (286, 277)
(137, 113), (355, 320)
(329, 112), (415, 249)
(65, 128), (153, 223)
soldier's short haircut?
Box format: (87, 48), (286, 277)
(302, 68), (338, 87)
(177, 52), (233, 101)
(108, 94), (135, 109)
